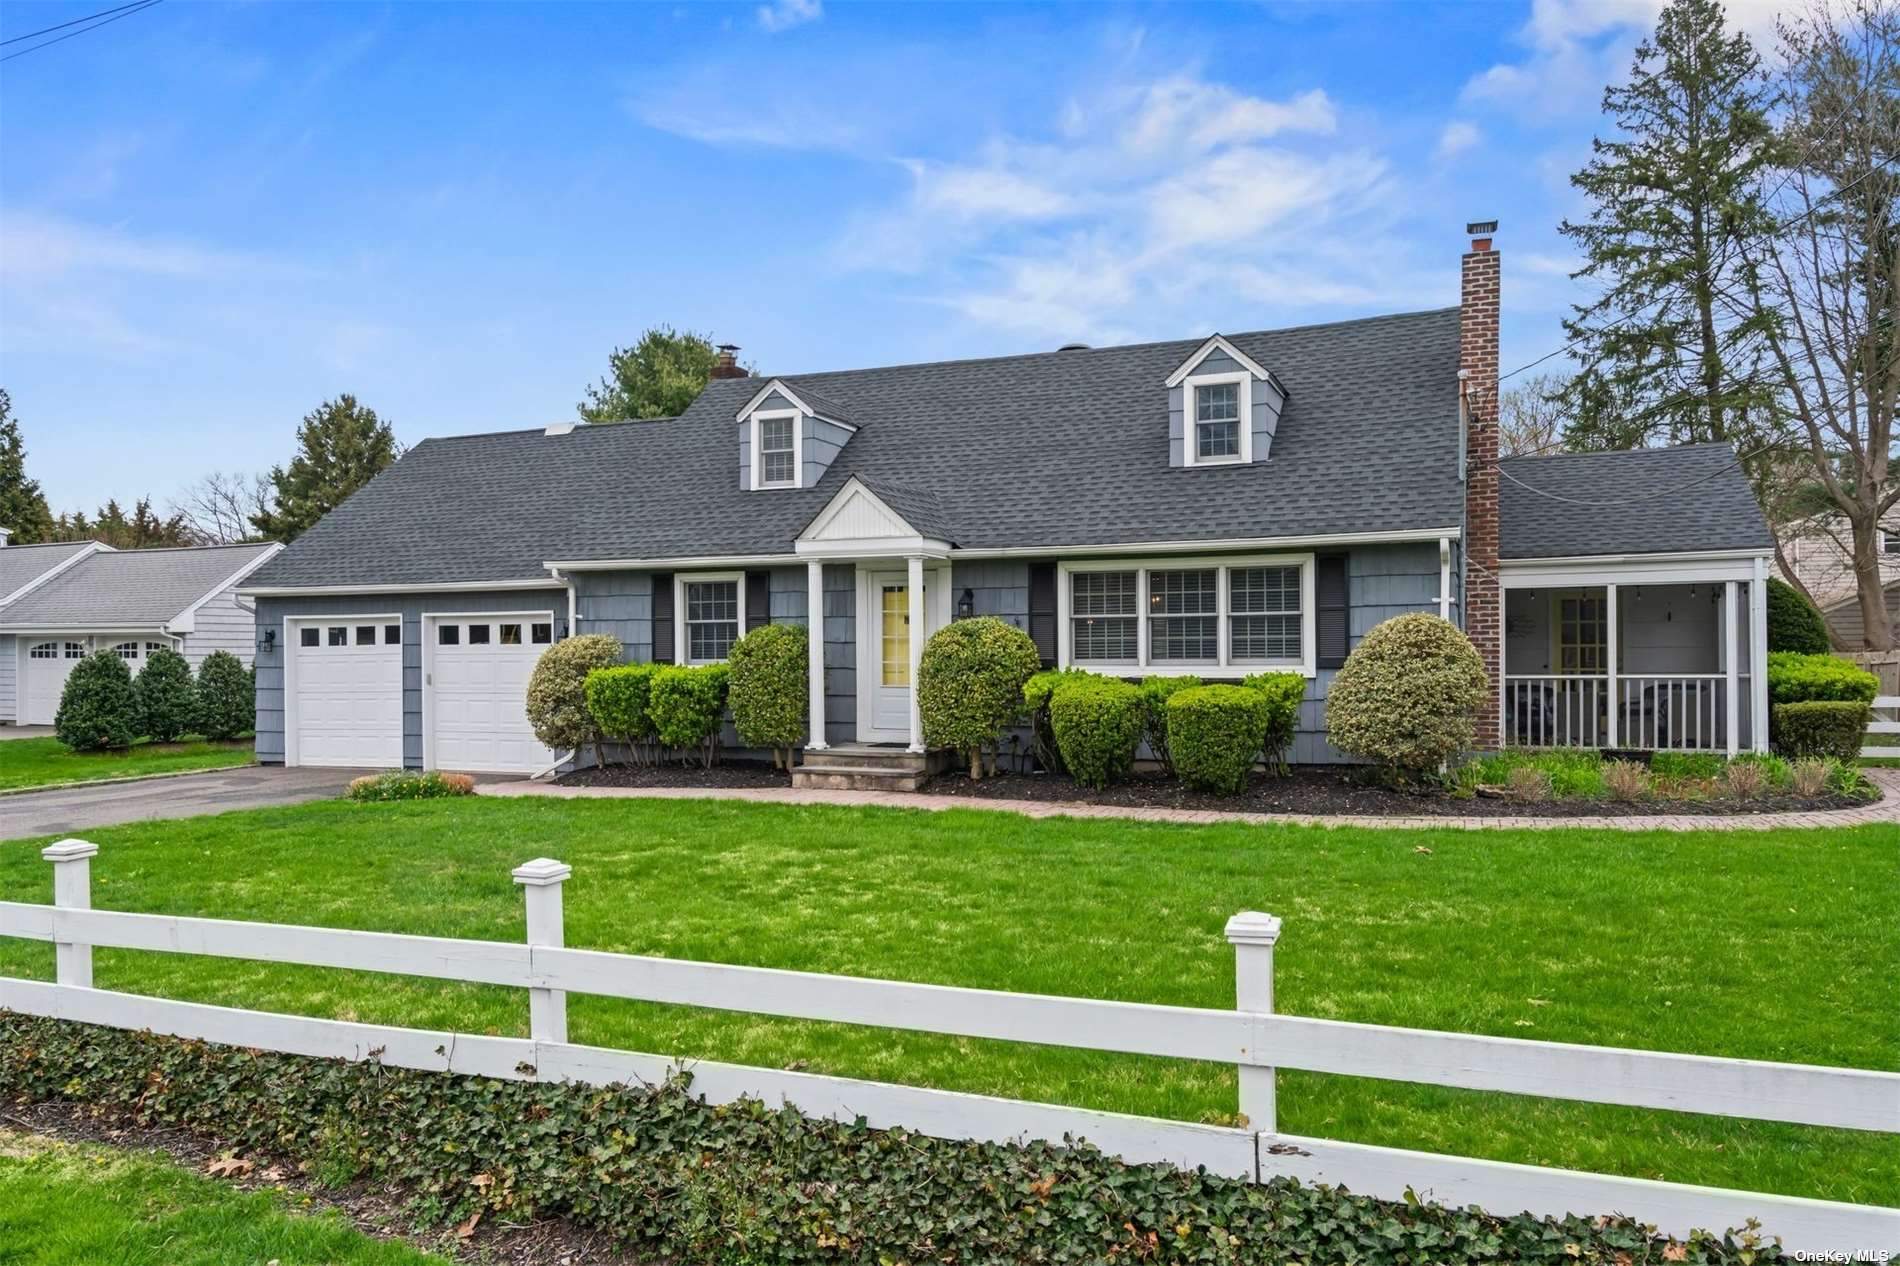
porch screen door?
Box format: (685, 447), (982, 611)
(1556, 593), (1607, 675)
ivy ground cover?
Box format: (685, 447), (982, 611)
(0, 796), (1892, 1208)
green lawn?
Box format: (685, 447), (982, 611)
(0, 736), (252, 791)
(0, 797), (1894, 1210)
(0, 1130), (442, 1265)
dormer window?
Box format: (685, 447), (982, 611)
(751, 409), (801, 489)
(1195, 381), (1242, 461)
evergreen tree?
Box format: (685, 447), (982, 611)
(577, 327), (721, 423)
(51, 497), (191, 548)
(251, 395), (399, 543)
(0, 390), (55, 543)
(1558, 0), (1782, 454)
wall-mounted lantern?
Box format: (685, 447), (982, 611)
(955, 588), (975, 621)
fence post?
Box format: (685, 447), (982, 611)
(1225, 911), (1282, 1135)
(42, 839), (99, 989)
(512, 857), (571, 1045)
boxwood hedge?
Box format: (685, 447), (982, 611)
(0, 1016), (1781, 1265)
(1770, 699), (1872, 761)
(1166, 685), (1270, 793)
(727, 623), (809, 769)
(1765, 652), (1878, 704)
(1049, 674), (1144, 788)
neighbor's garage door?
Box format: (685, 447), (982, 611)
(426, 616), (555, 773)
(23, 639), (88, 726)
(290, 620), (403, 767)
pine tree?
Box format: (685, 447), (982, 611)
(0, 390), (55, 543)
(577, 327), (721, 423)
(251, 395), (399, 543)
(1558, 0), (1782, 454)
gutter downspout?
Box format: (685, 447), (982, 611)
(531, 567), (581, 781)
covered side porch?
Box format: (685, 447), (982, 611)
(1499, 553), (1771, 755)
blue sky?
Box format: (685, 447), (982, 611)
(0, 0), (1780, 515)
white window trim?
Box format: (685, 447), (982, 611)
(749, 409), (803, 490)
(1182, 371), (1252, 466)
(675, 571), (747, 665)
(1057, 554), (1315, 677)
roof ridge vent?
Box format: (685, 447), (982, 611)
(544, 422), (578, 437)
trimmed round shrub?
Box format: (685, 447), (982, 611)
(1242, 672), (1306, 775)
(54, 650), (139, 751)
(918, 617), (1040, 779)
(194, 651), (255, 742)
(526, 635), (624, 757)
(1771, 700), (1872, 761)
(649, 663), (730, 767)
(1326, 613), (1489, 773)
(1765, 651), (1878, 703)
(586, 663), (661, 766)
(1138, 675), (1201, 776)
(1049, 674), (1144, 789)
(1166, 685), (1270, 794)
(727, 623), (810, 769)
(134, 646), (197, 742)
(1766, 578), (1830, 654)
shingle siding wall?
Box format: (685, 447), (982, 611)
(822, 564), (855, 745)
(253, 588), (567, 767)
(573, 571), (652, 661)
(181, 586), (260, 669)
(0, 636), (13, 724)
(952, 561), (1030, 632)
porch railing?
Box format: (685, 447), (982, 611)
(1504, 674), (1738, 752)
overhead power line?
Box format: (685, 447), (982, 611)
(1, 0), (161, 63)
(1, 0), (151, 45)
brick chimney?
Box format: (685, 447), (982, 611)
(1461, 221), (1501, 749)
(709, 343), (748, 380)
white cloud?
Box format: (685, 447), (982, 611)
(902, 159), (1075, 221)
(756, 0), (821, 33)
(1435, 121), (1481, 160)
(1121, 80), (1337, 154)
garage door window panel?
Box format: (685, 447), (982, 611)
(468, 624), (491, 645)
(300, 628), (319, 648)
(438, 625), (459, 646)
(327, 627), (347, 647)
(532, 623), (552, 644)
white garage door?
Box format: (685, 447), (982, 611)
(290, 620), (403, 768)
(427, 617), (555, 774)
(23, 639), (88, 726)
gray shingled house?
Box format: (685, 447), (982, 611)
(0, 536), (282, 726)
(238, 229), (1778, 776)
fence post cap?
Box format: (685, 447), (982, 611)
(41, 838), (98, 863)
(512, 858), (571, 887)
(1224, 911), (1282, 946)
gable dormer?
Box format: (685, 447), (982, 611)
(736, 378), (857, 491)
(1164, 335), (1286, 467)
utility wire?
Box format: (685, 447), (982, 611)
(1, 0), (150, 45)
(1, 0), (160, 63)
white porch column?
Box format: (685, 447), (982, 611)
(1724, 581), (1741, 757)
(1604, 583), (1619, 750)
(907, 554), (926, 752)
(1750, 558), (1770, 752)
(806, 559), (827, 752)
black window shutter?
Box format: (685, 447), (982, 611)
(651, 572), (674, 664)
(745, 570), (771, 630)
(1316, 555), (1349, 670)
(1028, 562), (1058, 667)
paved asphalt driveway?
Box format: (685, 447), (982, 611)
(0, 766), (371, 839)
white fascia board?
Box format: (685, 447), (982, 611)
(237, 578), (565, 597)
(954, 527), (1461, 560)
(794, 538), (951, 559)
(735, 378), (814, 421)
(0, 625), (170, 637)
(1499, 550), (1771, 588)
(165, 544), (285, 633)
(0, 541), (110, 610)
(544, 555), (796, 574)
(1164, 334), (1278, 392)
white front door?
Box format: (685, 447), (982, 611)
(865, 573), (913, 741)
(23, 638), (88, 726)
(426, 616), (557, 773)
(289, 620), (404, 767)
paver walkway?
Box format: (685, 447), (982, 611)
(478, 767), (1900, 831)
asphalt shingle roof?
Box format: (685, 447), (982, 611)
(0, 541), (95, 601)
(248, 308), (1467, 588)
(0, 542), (279, 626)
(1497, 443), (1774, 560)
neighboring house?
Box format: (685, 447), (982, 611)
(238, 226), (1778, 775)
(0, 534), (283, 726)
(1777, 511), (1900, 648)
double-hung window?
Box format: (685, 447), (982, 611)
(680, 573), (743, 664)
(752, 410), (799, 489)
(1062, 556), (1312, 675)
(1194, 381), (1242, 461)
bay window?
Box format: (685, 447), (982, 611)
(1061, 555), (1313, 675)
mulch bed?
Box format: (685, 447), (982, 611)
(917, 766), (1874, 818)
(557, 762), (790, 791)
(2, 1099), (646, 1266)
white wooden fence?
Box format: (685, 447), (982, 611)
(1, 841), (1895, 1252)
(1863, 695), (1900, 759)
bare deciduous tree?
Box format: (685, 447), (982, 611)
(173, 471), (275, 545)
(1499, 373), (1572, 457)
(1745, 0), (1900, 648)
